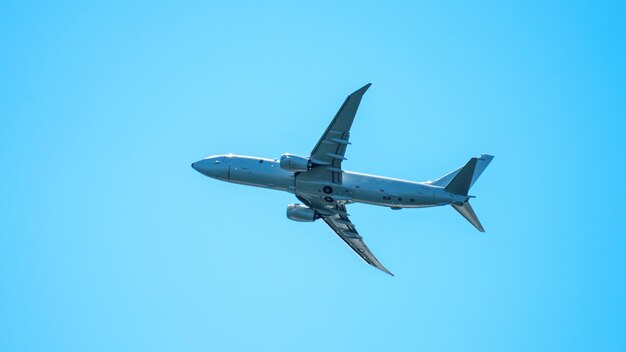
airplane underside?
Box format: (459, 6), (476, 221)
(192, 84), (493, 275)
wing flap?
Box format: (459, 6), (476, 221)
(325, 215), (394, 276)
(297, 196), (393, 276)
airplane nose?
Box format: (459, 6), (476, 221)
(191, 157), (230, 180)
(192, 160), (206, 174)
(191, 159), (205, 175)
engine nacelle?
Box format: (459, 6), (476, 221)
(286, 203), (317, 222)
(279, 154), (311, 172)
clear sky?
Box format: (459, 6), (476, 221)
(1, 1), (625, 351)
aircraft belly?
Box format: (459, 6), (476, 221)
(293, 170), (456, 208)
(343, 172), (451, 208)
(350, 191), (443, 208)
(295, 178), (350, 202)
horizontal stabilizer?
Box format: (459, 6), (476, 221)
(451, 202), (484, 232)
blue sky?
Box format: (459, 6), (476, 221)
(1, 1), (625, 351)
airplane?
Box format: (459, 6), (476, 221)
(192, 84), (493, 276)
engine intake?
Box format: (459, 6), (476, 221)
(279, 154), (311, 172)
(286, 203), (317, 222)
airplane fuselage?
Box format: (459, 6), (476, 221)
(192, 154), (469, 209)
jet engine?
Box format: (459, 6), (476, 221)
(286, 203), (317, 222)
(279, 154), (311, 172)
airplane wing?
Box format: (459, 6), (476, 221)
(295, 84), (392, 275)
(297, 195), (393, 276)
(308, 83), (371, 184)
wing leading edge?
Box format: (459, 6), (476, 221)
(308, 83), (371, 184)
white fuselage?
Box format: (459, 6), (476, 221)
(192, 154), (469, 209)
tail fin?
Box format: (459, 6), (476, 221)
(437, 154), (494, 232)
(443, 154), (494, 196)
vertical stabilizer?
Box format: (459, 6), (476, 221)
(443, 154), (494, 196)
(444, 158), (477, 196)
(469, 154), (494, 187)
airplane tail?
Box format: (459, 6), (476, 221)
(430, 154), (494, 232)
